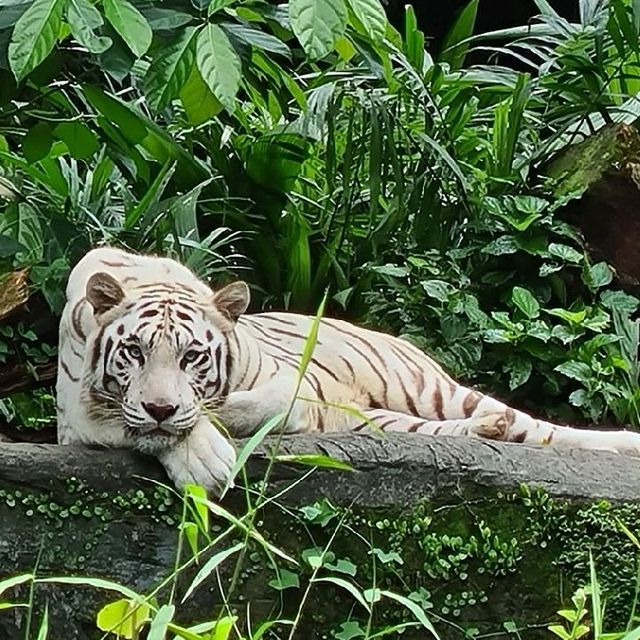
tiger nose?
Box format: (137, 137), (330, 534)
(142, 402), (178, 423)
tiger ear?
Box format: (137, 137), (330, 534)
(212, 281), (250, 323)
(86, 272), (126, 317)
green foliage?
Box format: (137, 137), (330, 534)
(549, 588), (590, 640)
(549, 554), (640, 640)
(6, 471), (640, 638)
(351, 0), (640, 426)
(3, 0), (640, 429)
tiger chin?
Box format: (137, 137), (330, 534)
(56, 246), (640, 496)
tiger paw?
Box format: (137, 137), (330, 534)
(469, 413), (509, 441)
(157, 418), (236, 496)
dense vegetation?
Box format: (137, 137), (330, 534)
(2, 0), (640, 637)
(1, 0), (640, 430)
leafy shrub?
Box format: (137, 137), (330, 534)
(2, 0), (640, 429)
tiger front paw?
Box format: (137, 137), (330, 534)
(157, 418), (236, 496)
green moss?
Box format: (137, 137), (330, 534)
(0, 477), (179, 527)
(0, 478), (181, 572)
(3, 473), (639, 638)
(254, 485), (640, 638)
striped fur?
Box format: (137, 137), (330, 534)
(57, 247), (640, 492)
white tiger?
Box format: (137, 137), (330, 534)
(56, 247), (640, 493)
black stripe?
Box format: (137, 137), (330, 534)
(388, 340), (431, 375)
(246, 350), (263, 390)
(254, 335), (300, 358)
(60, 358), (80, 382)
(267, 358), (281, 380)
(304, 369), (326, 402)
(339, 355), (355, 380)
(323, 321), (387, 366)
(323, 320), (388, 402)
(90, 326), (107, 371)
(192, 352), (209, 368)
(408, 420), (426, 433)
(72, 298), (87, 341)
(310, 357), (340, 382)
(463, 392), (481, 418)
(243, 322), (275, 340)
(69, 342), (83, 359)
(136, 299), (164, 310)
(433, 379), (445, 420)
(258, 314), (298, 326)
(376, 418), (397, 431)
(214, 344), (222, 373)
(139, 308), (160, 318)
(267, 326), (321, 344)
(344, 341), (388, 402)
(397, 373), (419, 416)
(221, 333), (233, 397)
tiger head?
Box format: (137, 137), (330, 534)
(84, 271), (249, 453)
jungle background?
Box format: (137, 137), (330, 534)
(1, 0), (640, 437)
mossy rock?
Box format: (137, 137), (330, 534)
(1, 436), (640, 639)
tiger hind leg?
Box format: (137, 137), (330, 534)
(352, 409), (511, 440)
(354, 407), (640, 456)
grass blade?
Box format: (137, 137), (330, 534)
(182, 543), (244, 602)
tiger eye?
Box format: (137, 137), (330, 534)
(127, 345), (142, 360)
(183, 349), (199, 363)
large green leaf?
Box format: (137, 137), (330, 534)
(182, 543), (244, 602)
(103, 0), (152, 58)
(554, 360), (593, 384)
(8, 0), (65, 81)
(54, 121), (99, 159)
(439, 0), (478, 69)
(83, 84), (147, 145)
(22, 122), (53, 163)
(403, 4), (424, 72)
(179, 64), (222, 125)
(511, 286), (540, 319)
(207, 0), (235, 15)
(221, 23), (291, 58)
(83, 85), (208, 186)
(346, 0), (386, 42)
(96, 599), (151, 638)
(0, 4), (31, 31)
(195, 23), (241, 111)
(66, 0), (111, 54)
(140, 7), (193, 30)
(144, 27), (197, 112)
(0, 235), (23, 258)
(289, 0), (347, 59)
(147, 604), (175, 640)
(98, 27), (135, 81)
